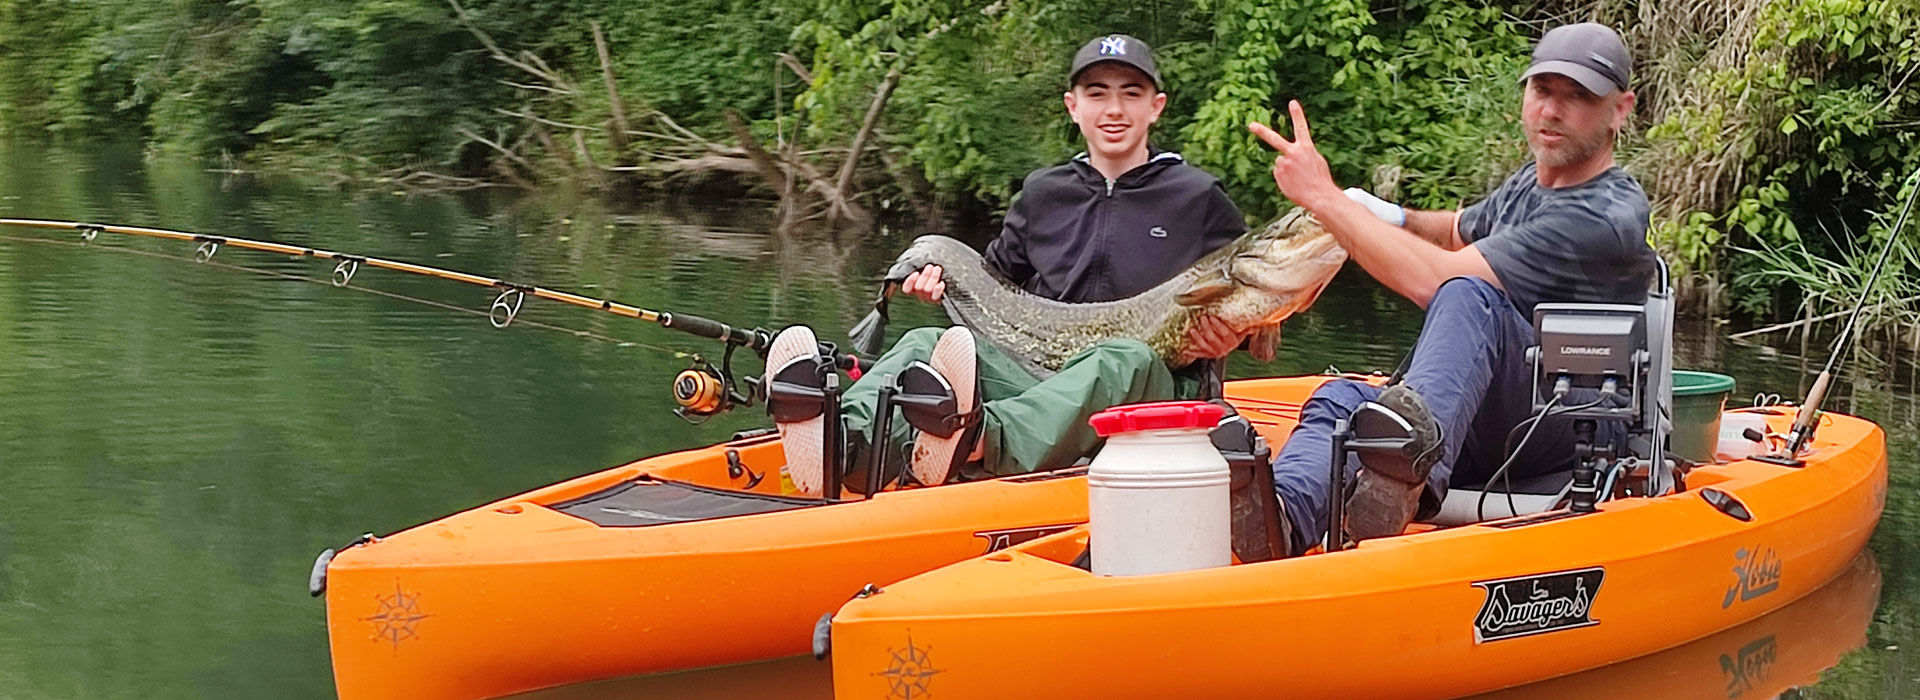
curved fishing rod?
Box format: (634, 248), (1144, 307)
(1764, 166), (1920, 464)
(0, 217), (857, 421)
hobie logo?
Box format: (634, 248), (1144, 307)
(1100, 36), (1127, 56)
(1719, 635), (1777, 698)
(1722, 545), (1782, 608)
(1472, 567), (1604, 643)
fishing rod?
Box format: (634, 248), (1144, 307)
(0, 217), (857, 422)
(1760, 166), (1920, 465)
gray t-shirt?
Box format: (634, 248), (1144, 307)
(1459, 163), (1656, 316)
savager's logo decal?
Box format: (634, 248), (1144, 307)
(1472, 567), (1604, 643)
(1719, 634), (1777, 698)
(875, 632), (943, 699)
(365, 580), (431, 651)
(1723, 545), (1782, 608)
(973, 524), (1076, 553)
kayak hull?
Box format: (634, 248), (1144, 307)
(499, 549), (1880, 700)
(322, 429), (1104, 699)
(827, 394), (1887, 699)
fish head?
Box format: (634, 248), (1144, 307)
(1226, 208), (1348, 323)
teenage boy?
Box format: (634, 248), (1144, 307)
(765, 34), (1252, 496)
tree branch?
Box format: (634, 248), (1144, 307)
(777, 52), (814, 83)
(831, 67), (901, 222)
(591, 21), (633, 165)
(457, 126), (538, 174)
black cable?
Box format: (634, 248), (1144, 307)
(1481, 399), (1557, 521)
(1476, 393), (1611, 521)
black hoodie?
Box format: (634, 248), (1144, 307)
(984, 150), (1247, 303)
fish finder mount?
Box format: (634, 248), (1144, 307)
(1526, 259), (1677, 512)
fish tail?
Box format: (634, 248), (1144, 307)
(849, 283), (895, 356)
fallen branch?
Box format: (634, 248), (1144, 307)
(724, 108), (868, 221)
(499, 80), (574, 96)
(724, 109), (798, 193)
(609, 154), (762, 175)
(448, 0), (574, 92)
(572, 130), (603, 182)
(457, 126), (539, 174)
(1728, 293), (1920, 338)
(592, 21), (634, 165)
(830, 67), (902, 222)
(382, 169), (500, 193)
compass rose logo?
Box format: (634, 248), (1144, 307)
(364, 581), (431, 651)
(875, 632), (943, 699)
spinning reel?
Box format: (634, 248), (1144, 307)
(672, 332), (769, 423)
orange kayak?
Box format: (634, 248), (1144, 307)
(499, 549), (1880, 699)
(318, 432), (1094, 700)
(826, 378), (1887, 699)
(319, 377), (1344, 699)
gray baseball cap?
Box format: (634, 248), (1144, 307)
(1520, 23), (1631, 95)
(1069, 34), (1161, 90)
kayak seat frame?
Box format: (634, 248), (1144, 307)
(1423, 259), (1680, 529)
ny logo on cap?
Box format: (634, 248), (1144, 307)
(1100, 36), (1127, 56)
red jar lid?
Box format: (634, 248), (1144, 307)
(1089, 400), (1225, 437)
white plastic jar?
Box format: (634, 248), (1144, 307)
(1716, 412), (1771, 462)
(1086, 401), (1231, 577)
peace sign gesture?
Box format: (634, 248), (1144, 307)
(1248, 100), (1341, 212)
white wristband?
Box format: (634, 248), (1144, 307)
(1343, 187), (1406, 227)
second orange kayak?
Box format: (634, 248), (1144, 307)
(826, 401), (1887, 699)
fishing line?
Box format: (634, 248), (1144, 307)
(0, 233), (693, 359)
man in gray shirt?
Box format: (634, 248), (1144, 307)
(1240, 23), (1657, 558)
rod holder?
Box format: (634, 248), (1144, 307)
(866, 377), (898, 498)
(1327, 417), (1351, 552)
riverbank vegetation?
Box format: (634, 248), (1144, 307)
(0, 0), (1916, 331)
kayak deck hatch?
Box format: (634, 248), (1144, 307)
(550, 476), (825, 527)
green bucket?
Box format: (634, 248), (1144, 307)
(1670, 370), (1736, 463)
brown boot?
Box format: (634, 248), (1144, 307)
(1217, 410), (1294, 562)
(1343, 384), (1443, 542)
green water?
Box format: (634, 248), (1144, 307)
(0, 144), (1914, 699)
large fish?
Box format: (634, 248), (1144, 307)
(849, 208), (1348, 378)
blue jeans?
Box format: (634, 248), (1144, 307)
(1269, 277), (1613, 552)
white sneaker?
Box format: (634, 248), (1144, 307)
(764, 326), (827, 496)
(905, 327), (980, 487)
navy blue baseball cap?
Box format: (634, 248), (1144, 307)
(1069, 34), (1161, 89)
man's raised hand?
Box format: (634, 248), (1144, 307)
(1248, 100), (1342, 212)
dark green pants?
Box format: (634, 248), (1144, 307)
(842, 327), (1184, 477)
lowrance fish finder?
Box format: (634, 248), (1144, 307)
(1526, 302), (1655, 513)
(1529, 303), (1647, 422)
